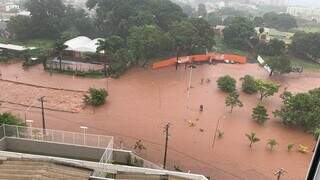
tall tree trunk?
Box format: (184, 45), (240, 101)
(59, 53), (62, 71)
(104, 52), (107, 77)
(175, 46), (180, 71)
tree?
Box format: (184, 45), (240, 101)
(169, 20), (199, 55)
(253, 17), (264, 27)
(246, 132), (260, 148)
(257, 39), (286, 57)
(197, 3), (207, 17)
(223, 17), (256, 50)
(128, 25), (171, 66)
(25, 0), (66, 38)
(313, 128), (320, 141)
(97, 36), (125, 77)
(86, 0), (186, 37)
(263, 12), (297, 31)
(252, 104), (269, 124)
(290, 32), (320, 63)
(274, 88), (320, 132)
(188, 18), (215, 52)
(241, 75), (257, 94)
(267, 139), (278, 151)
(255, 79), (280, 101)
(259, 27), (265, 34)
(83, 88), (108, 107)
(0, 112), (25, 126)
(217, 75), (236, 93)
(225, 92), (243, 113)
(109, 48), (134, 78)
(7, 15), (32, 40)
(206, 12), (222, 26)
(8, 0), (96, 40)
(54, 40), (68, 71)
(265, 56), (291, 76)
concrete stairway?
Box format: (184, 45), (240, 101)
(0, 160), (91, 180)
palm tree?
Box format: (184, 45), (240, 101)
(246, 132), (260, 148)
(267, 139), (278, 151)
(54, 40), (68, 71)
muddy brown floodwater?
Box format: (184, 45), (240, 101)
(0, 62), (319, 180)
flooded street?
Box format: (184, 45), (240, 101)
(0, 62), (318, 180)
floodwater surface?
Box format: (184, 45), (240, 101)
(0, 62), (319, 180)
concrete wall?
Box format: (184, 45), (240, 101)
(4, 138), (105, 162)
(0, 138), (6, 151)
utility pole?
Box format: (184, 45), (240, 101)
(163, 123), (170, 169)
(39, 96), (46, 134)
(274, 168), (286, 180)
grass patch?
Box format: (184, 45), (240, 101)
(290, 57), (320, 72)
(290, 26), (320, 33)
(0, 38), (54, 49)
(263, 55), (320, 72)
(213, 37), (250, 57)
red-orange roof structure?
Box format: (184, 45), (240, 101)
(152, 53), (247, 69)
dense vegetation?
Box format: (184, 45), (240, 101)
(216, 75), (236, 93)
(84, 88), (108, 107)
(0, 112), (25, 126)
(274, 88), (320, 132)
(7, 0), (216, 77)
(290, 32), (320, 63)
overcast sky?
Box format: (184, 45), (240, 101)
(289, 0), (320, 7)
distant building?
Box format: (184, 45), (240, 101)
(249, 0), (288, 7)
(213, 25), (226, 36)
(255, 27), (294, 45)
(287, 6), (320, 21)
(4, 2), (19, 12)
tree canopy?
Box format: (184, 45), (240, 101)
(255, 79), (280, 101)
(8, 0), (95, 40)
(265, 56), (292, 76)
(290, 32), (320, 63)
(274, 88), (320, 132)
(263, 12), (297, 31)
(225, 91), (243, 113)
(223, 17), (256, 50)
(257, 39), (286, 56)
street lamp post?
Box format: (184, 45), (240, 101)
(80, 126), (88, 145)
(26, 119), (33, 138)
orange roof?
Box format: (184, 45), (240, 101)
(224, 54), (247, 64)
(152, 53), (247, 69)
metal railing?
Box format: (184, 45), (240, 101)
(2, 124), (113, 150)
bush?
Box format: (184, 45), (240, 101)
(217, 75), (236, 93)
(84, 88), (108, 106)
(241, 75), (257, 94)
(0, 112), (25, 126)
(252, 104), (269, 124)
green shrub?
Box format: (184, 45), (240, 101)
(217, 75), (236, 93)
(241, 75), (257, 94)
(252, 104), (269, 124)
(84, 88), (108, 106)
(0, 112), (25, 126)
